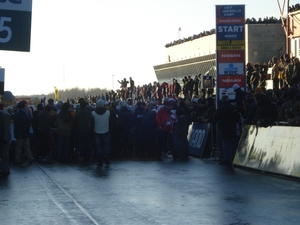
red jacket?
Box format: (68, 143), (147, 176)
(156, 106), (177, 133)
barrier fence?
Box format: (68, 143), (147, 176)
(188, 122), (300, 179)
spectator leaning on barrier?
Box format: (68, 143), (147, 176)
(91, 99), (111, 166)
(277, 86), (298, 122)
(253, 92), (278, 127)
(242, 94), (257, 126)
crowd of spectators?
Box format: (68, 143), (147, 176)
(165, 16), (281, 48)
(289, 3), (300, 13)
(3, 52), (300, 174)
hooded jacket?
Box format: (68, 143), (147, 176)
(92, 107), (110, 134)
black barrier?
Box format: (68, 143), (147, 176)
(233, 125), (300, 179)
(188, 122), (212, 157)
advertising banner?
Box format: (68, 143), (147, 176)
(233, 125), (300, 179)
(216, 5), (245, 106)
(201, 75), (213, 89)
(188, 122), (211, 157)
(0, 0), (32, 52)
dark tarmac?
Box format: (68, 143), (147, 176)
(1, 156), (300, 225)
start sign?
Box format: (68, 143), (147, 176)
(0, 0), (32, 52)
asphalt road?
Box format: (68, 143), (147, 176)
(1, 156), (300, 225)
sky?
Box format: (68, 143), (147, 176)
(0, 0), (296, 96)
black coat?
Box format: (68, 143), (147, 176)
(213, 102), (240, 138)
(14, 109), (31, 138)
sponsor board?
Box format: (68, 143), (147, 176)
(218, 63), (244, 75)
(217, 24), (244, 40)
(233, 125), (300, 179)
(216, 18), (245, 24)
(218, 75), (245, 88)
(188, 122), (211, 157)
(0, 0), (32, 51)
(201, 75), (214, 89)
(216, 5), (245, 19)
(218, 87), (236, 100)
(217, 45), (245, 50)
(218, 50), (245, 63)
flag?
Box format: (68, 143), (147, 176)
(54, 86), (60, 102)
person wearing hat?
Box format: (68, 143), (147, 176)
(92, 99), (111, 166)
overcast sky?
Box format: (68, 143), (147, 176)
(0, 0), (295, 96)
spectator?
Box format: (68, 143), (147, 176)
(271, 56), (280, 96)
(14, 100), (35, 165)
(232, 83), (247, 118)
(131, 101), (146, 157)
(213, 95), (240, 165)
(291, 57), (300, 87)
(174, 100), (191, 160)
(37, 105), (53, 160)
(141, 101), (157, 158)
(253, 92), (278, 127)
(91, 99), (111, 166)
(156, 98), (178, 160)
(55, 102), (74, 162)
(0, 106), (13, 175)
(242, 94), (257, 126)
(118, 100), (133, 158)
(75, 100), (93, 161)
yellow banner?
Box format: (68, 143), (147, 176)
(54, 86), (60, 102)
(217, 45), (245, 50)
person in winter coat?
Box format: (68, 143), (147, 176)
(91, 99), (110, 166)
(55, 102), (74, 162)
(213, 95), (240, 165)
(14, 100), (34, 164)
(174, 100), (191, 160)
(0, 106), (13, 175)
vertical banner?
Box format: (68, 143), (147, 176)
(0, 0), (32, 52)
(216, 5), (245, 106)
(0, 68), (4, 95)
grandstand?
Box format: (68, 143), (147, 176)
(153, 21), (285, 85)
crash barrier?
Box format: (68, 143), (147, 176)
(233, 125), (300, 179)
(188, 122), (214, 158)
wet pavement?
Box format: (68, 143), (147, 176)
(1, 156), (300, 225)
